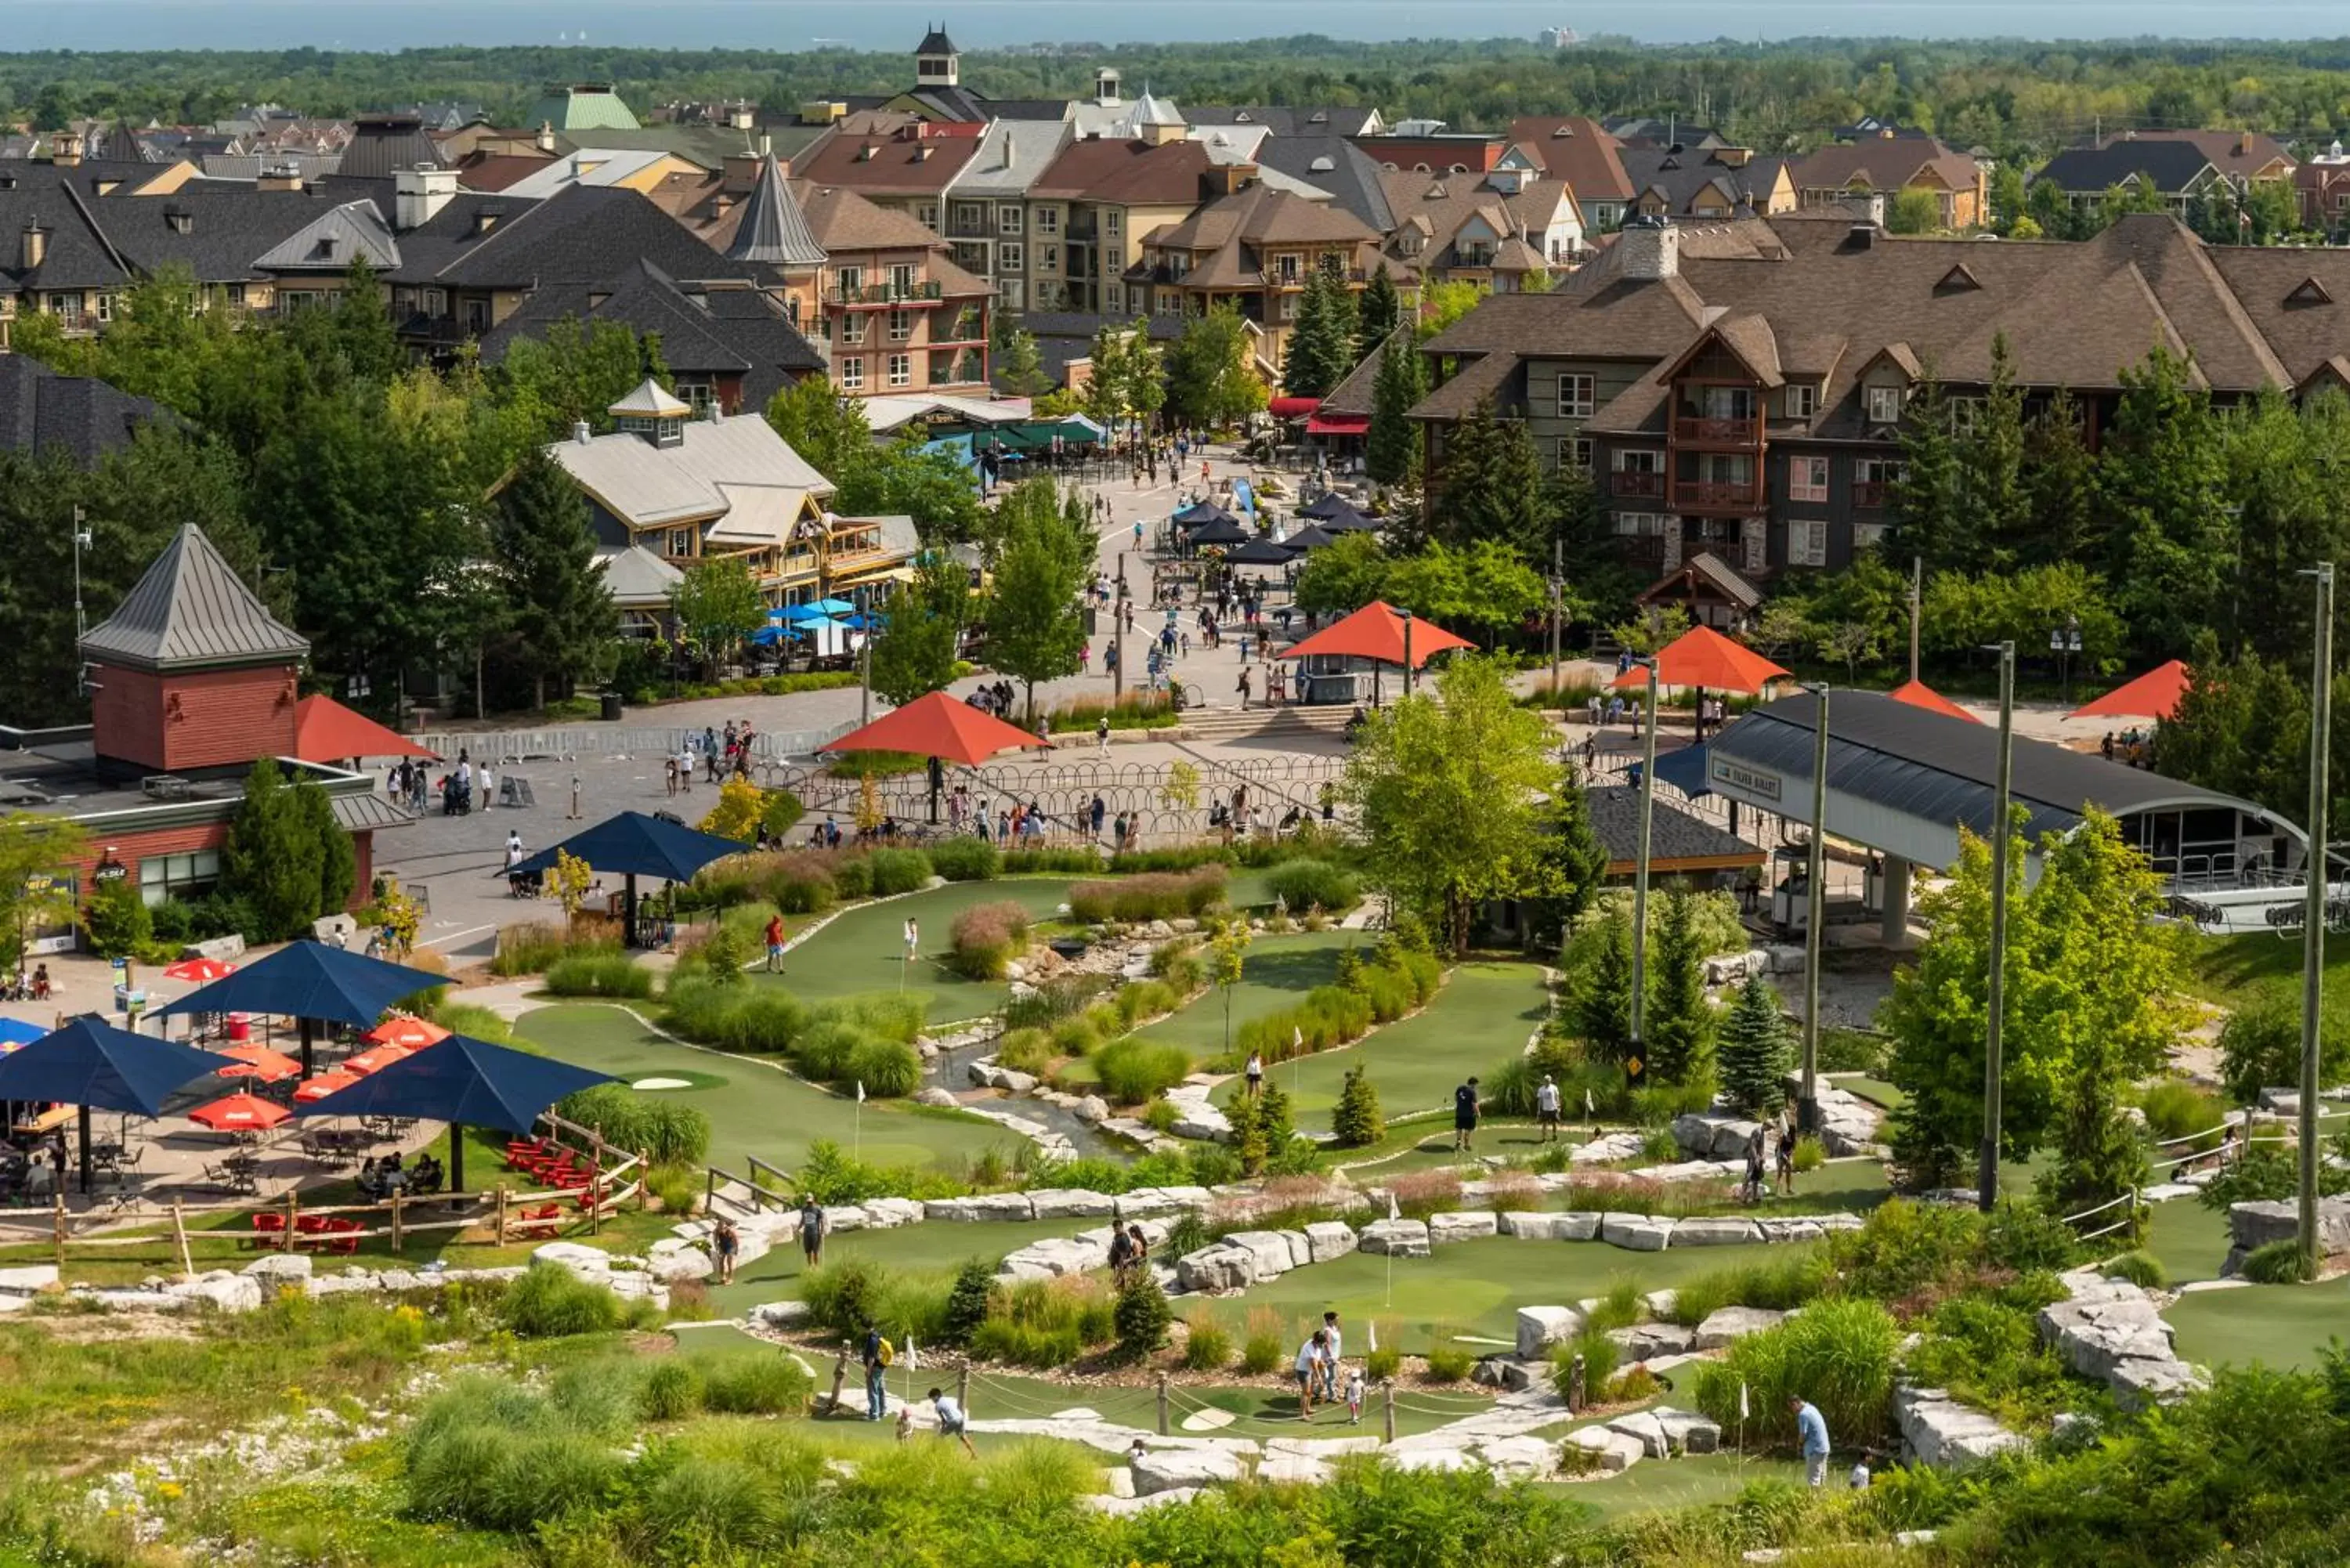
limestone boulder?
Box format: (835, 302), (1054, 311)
(239, 1255), (311, 1284)
(1517, 1304), (1588, 1358)
(168, 1272), (262, 1313)
(1304, 1221), (1358, 1264)
(533, 1240), (611, 1274)
(1605, 1411), (1672, 1459)
(2037, 1288), (2178, 1381)
(1600, 1213), (1673, 1251)
(1386, 1444), (1477, 1473)
(1257, 1454), (1332, 1486)
(1694, 1306), (1786, 1349)
(1028, 1188), (1119, 1220)
(1607, 1322), (1696, 1360)
(1895, 1387), (2027, 1471)
(2229, 1195), (2350, 1259)
(1075, 1096), (1112, 1125)
(1672, 1217), (1763, 1248)
(1476, 1435), (1560, 1479)
(970, 1193), (1038, 1222)
(748, 1300), (812, 1328)
(862, 1198), (926, 1229)
(1357, 1219), (1431, 1257)
(1130, 1447), (1245, 1496)
(1564, 1425), (1647, 1473)
(1428, 1211), (1498, 1245)
(1652, 1407), (1723, 1455)
(1221, 1230), (1300, 1278)
(913, 1087), (960, 1108)
(1556, 1211), (1603, 1241)
(1176, 1245), (1256, 1293)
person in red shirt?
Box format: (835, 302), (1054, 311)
(765, 913), (786, 973)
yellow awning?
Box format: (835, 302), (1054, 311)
(829, 561), (916, 590)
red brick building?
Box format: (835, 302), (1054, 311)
(1, 524), (403, 952)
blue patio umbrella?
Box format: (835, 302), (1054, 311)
(0, 1019), (44, 1048)
(1311, 500), (1380, 533)
(1224, 536), (1296, 566)
(158, 941), (449, 1078)
(1187, 517), (1252, 547)
(750, 625), (786, 646)
(293, 1033), (615, 1192)
(0, 1014), (236, 1191)
(504, 811), (748, 950)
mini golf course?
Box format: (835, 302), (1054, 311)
(512, 1003), (1016, 1177)
(1127, 930), (1361, 1054)
(705, 1216), (1106, 1316)
(2165, 1274), (2350, 1372)
(747, 877), (1084, 1013)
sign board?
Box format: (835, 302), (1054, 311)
(1709, 757), (1784, 803)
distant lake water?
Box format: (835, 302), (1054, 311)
(18, 0), (2350, 51)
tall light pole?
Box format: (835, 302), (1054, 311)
(1401, 610), (1415, 699)
(1113, 552), (1128, 703)
(2298, 564), (2334, 1278)
(1977, 640), (2016, 1212)
(1799, 681), (1828, 1134)
(1629, 656), (1659, 1072)
(1549, 537), (1564, 690)
(71, 506), (89, 645)
(857, 583), (873, 726)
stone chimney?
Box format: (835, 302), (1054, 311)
(21, 222), (46, 271)
(256, 162), (303, 192)
(1615, 215), (1679, 280)
(393, 164), (458, 230)
(537, 121), (557, 153)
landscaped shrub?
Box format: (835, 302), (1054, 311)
(1903, 1288), (2077, 1429)
(500, 1263), (628, 1338)
(1239, 1306), (1284, 1375)
(848, 1036), (921, 1098)
(2139, 1078), (2227, 1153)
(2103, 1250), (2167, 1289)
(427, 999), (515, 1045)
(1151, 938), (1206, 993)
(660, 977), (808, 1056)
(1112, 1270), (1173, 1361)
(1817, 1028), (1891, 1075)
(1386, 1169), (1461, 1221)
(638, 1360), (704, 1421)
(649, 1163), (701, 1216)
(828, 992), (929, 1044)
(971, 1277), (1115, 1367)
(995, 1028), (1054, 1076)
(1666, 1254), (1831, 1326)
(1094, 1036), (1193, 1104)
(556, 1083), (713, 1165)
(1423, 1342), (1475, 1382)
(544, 952), (654, 999)
(1364, 1341), (1401, 1382)
(1264, 858), (1362, 916)
(864, 847), (933, 895)
(1115, 979), (1180, 1028)
(1181, 1313), (1232, 1371)
(831, 857), (874, 900)
(490, 921), (575, 976)
(406, 1379), (630, 1533)
(948, 900), (1032, 980)
(2243, 1238), (2314, 1284)
(926, 836), (1000, 881)
(2218, 993), (2350, 1105)
(1068, 866), (1228, 923)
(1694, 1297), (1902, 1451)
(794, 1020), (873, 1082)
(801, 1256), (890, 1336)
(1003, 974), (1114, 1031)
(1552, 1328), (1618, 1398)
(1050, 1013), (1104, 1057)
(1331, 1066), (1384, 1147)
(700, 1354), (812, 1414)
(943, 1259), (996, 1346)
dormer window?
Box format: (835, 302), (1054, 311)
(166, 209), (192, 234)
(1866, 384), (1905, 425)
(1935, 263), (1982, 293)
(2288, 276), (2334, 306)
(472, 209), (501, 236)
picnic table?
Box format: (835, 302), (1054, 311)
(10, 1104), (73, 1137)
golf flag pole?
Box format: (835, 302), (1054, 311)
(855, 1079), (866, 1159)
(1292, 1025), (1303, 1092)
(905, 1334), (916, 1404)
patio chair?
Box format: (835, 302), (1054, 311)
(511, 1203), (564, 1237)
(245, 1212), (287, 1248)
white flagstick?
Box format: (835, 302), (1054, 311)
(905, 1334), (917, 1405)
(855, 1079), (866, 1159)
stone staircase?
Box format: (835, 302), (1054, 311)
(1173, 705), (1355, 744)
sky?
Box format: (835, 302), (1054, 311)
(13, 0), (2350, 50)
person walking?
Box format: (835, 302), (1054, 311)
(1776, 1126), (1797, 1195)
(1535, 1073), (1562, 1143)
(1344, 1364), (1366, 1425)
(860, 1321), (891, 1422)
(477, 760), (495, 811)
(1452, 1076), (1481, 1152)
(798, 1194), (828, 1268)
(902, 917), (920, 983)
(664, 753), (678, 797)
(1097, 715), (1111, 751)
(765, 912), (787, 973)
(1236, 667), (1252, 709)
(928, 1387), (978, 1457)
(713, 1217), (739, 1284)
(1791, 1396), (1832, 1487)
(1090, 794), (1106, 839)
(1743, 1127), (1767, 1205)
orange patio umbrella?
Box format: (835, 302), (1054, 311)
(1278, 600), (1475, 669)
(820, 690), (1047, 767)
(292, 693), (438, 763)
(164, 956), (237, 984)
(1886, 679), (1979, 724)
(215, 1042), (302, 1084)
(344, 1042), (415, 1075)
(187, 1092), (291, 1132)
(2070, 658), (2191, 722)
(294, 1069), (364, 1104)
(1612, 625), (1791, 694)
(365, 1016), (451, 1050)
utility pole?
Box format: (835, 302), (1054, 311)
(1629, 659), (1658, 1071)
(1907, 555), (1922, 685)
(71, 506), (89, 644)
(2299, 564), (2334, 1278)
(1977, 641), (2016, 1211)
(1799, 682), (1828, 1134)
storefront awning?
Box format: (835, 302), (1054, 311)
(1307, 413), (1371, 436)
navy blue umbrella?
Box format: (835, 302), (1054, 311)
(1312, 501), (1380, 533)
(1225, 537), (1296, 566)
(157, 941), (448, 1078)
(0, 1015), (236, 1192)
(1302, 493), (1369, 521)
(1282, 524), (1339, 551)
(1187, 518), (1252, 547)
(504, 811), (747, 950)
(293, 1034), (615, 1191)
(1174, 500), (1238, 529)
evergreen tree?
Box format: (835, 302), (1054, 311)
(1282, 266), (1358, 399)
(1124, 316), (1167, 435)
(1440, 396), (1546, 555)
(1365, 331), (1427, 488)
(2023, 388), (2096, 569)
(942, 1257), (994, 1346)
(1573, 909), (1637, 1064)
(1355, 264), (1401, 360)
(1225, 1089), (1268, 1175)
(867, 550), (968, 707)
(492, 444), (616, 709)
(1718, 973), (1795, 1115)
(1645, 883), (1713, 1088)
(2034, 1027), (2151, 1240)
(1520, 763), (1609, 951)
(1112, 1268), (1173, 1360)
(1963, 334), (2032, 572)
(1332, 1064), (1385, 1147)
(2096, 345), (2233, 657)
(1256, 1079), (1296, 1154)
(79, 879), (150, 961)
(989, 313), (1053, 398)
(1083, 322), (1131, 437)
(219, 760), (325, 941)
(1889, 378), (1965, 572)
(297, 771), (356, 918)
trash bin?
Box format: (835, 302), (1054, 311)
(600, 692), (624, 722)
(227, 1013), (251, 1042)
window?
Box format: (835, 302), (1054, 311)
(1790, 519), (1828, 567)
(676, 381), (713, 414)
(917, 203), (938, 230)
(1036, 206), (1060, 235)
(47, 293), (81, 325)
(838, 313), (868, 345)
(1156, 290), (1181, 316)
(888, 353), (912, 388)
(1784, 383), (1817, 419)
(1854, 522), (1888, 551)
(424, 287), (446, 317)
(888, 308), (913, 341)
(1039, 246), (1060, 274)
(998, 278), (1025, 309)
(1277, 255), (1302, 283)
(1949, 396), (1982, 435)
(93, 292), (114, 323)
(1278, 292), (1300, 320)
(137, 849), (219, 908)
(888, 264), (916, 296)
(1865, 383), (1905, 425)
(840, 356), (865, 390)
(837, 265), (864, 297)
(952, 240), (988, 273)
(1555, 373), (1595, 418)
(1106, 284), (1124, 314)
(1000, 206), (1025, 235)
(1856, 457), (1902, 486)
(1612, 511), (1666, 537)
(999, 241), (1023, 272)
(931, 351), (953, 384)
(664, 526), (696, 558)
(1617, 449), (1662, 474)
(465, 298), (488, 332)
(953, 202), (985, 233)
(1105, 210), (1122, 240)
(1789, 455), (1830, 503)
(226, 283), (246, 309)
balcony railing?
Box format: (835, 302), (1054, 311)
(1610, 470), (1665, 498)
(946, 217), (990, 239)
(1672, 415), (1762, 445)
(1852, 481), (1889, 509)
(836, 280), (944, 304)
(1669, 477), (1764, 511)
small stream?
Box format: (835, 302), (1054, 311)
(921, 1029), (1119, 1160)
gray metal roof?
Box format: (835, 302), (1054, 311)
(726, 154), (825, 266)
(79, 522), (309, 673)
(251, 200), (401, 272)
(1709, 690), (2283, 845)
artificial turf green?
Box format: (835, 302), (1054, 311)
(512, 1003), (1017, 1177)
(747, 877), (1082, 1016)
(1552, 1451), (1813, 1519)
(703, 1215), (1104, 1315)
(1130, 930), (1361, 1053)
(2164, 1275), (2350, 1372)
(1217, 961), (1552, 1126)
(2141, 1196), (2235, 1284)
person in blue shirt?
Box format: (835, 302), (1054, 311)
(1790, 1395), (1831, 1487)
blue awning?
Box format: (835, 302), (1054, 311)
(1621, 742), (1714, 800)
(0, 1015), (236, 1115)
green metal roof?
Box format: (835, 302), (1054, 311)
(525, 86), (642, 133)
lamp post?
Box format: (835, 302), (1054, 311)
(1628, 656), (1659, 1075)
(1799, 681), (1828, 1134)
(1114, 551), (1129, 703)
(70, 505), (89, 645)
(2051, 613), (2081, 706)
(1977, 640), (2016, 1212)
(1400, 609), (1415, 699)
(858, 583), (873, 726)
(2298, 564), (2334, 1278)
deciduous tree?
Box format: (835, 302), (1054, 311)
(669, 558), (766, 678)
(868, 550), (968, 708)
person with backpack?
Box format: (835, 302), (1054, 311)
(861, 1321), (892, 1421)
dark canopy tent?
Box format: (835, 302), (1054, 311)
(1224, 537), (1296, 566)
(1173, 501), (1240, 529)
(1187, 518), (1252, 547)
(1311, 503), (1380, 533)
(1303, 493), (1376, 522)
(504, 811), (747, 948)
(158, 941), (448, 1078)
(1282, 524), (1339, 551)
(0, 1016), (234, 1192)
(293, 1033), (614, 1192)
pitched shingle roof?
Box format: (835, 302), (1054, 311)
(1502, 116), (1633, 201)
(2032, 138), (2217, 197)
(80, 522), (308, 673)
(1790, 137), (1980, 195)
(0, 356), (168, 467)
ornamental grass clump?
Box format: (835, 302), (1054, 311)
(948, 900), (1032, 980)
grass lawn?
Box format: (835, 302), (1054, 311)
(1178, 1234), (1810, 1355)
(705, 1215), (1104, 1316)
(514, 1003), (1017, 1177)
(745, 878), (1083, 1017)
(1551, 1451), (1813, 1519)
(2165, 1275), (2350, 1372)
(1217, 962), (1551, 1129)
(2186, 930), (2350, 1041)
(1838, 1076), (1906, 1113)
(1132, 930), (1362, 1056)
(2141, 1196), (2235, 1285)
